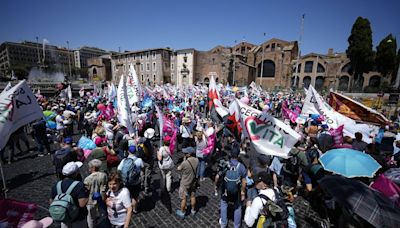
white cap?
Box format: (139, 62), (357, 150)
(62, 161), (83, 176)
(144, 128), (155, 139)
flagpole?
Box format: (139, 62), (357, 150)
(293, 14), (305, 90)
(259, 33), (266, 88)
(0, 161), (7, 198)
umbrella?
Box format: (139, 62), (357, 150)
(319, 148), (381, 178)
(319, 175), (400, 228)
(384, 168), (400, 185)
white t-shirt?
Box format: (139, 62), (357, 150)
(180, 125), (191, 138)
(55, 115), (64, 130)
(107, 187), (132, 226)
(244, 188), (277, 227)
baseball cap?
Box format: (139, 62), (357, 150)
(144, 128), (155, 139)
(22, 217), (53, 228)
(163, 135), (172, 142)
(182, 147), (195, 154)
(62, 161), (83, 176)
(128, 145), (136, 153)
(63, 137), (73, 144)
(254, 171), (272, 185)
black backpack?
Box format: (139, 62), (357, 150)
(284, 155), (299, 176)
(257, 189), (289, 228)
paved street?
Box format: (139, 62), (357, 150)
(1, 135), (325, 228)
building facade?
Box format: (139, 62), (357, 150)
(171, 49), (195, 87)
(87, 55), (112, 82)
(111, 48), (172, 86)
(74, 46), (109, 69)
(0, 41), (73, 80)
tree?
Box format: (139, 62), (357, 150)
(375, 34), (397, 84)
(346, 17), (374, 91)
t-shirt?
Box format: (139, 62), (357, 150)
(178, 157), (199, 189)
(352, 140), (368, 152)
(117, 155), (144, 176)
(51, 178), (89, 221)
(244, 188), (277, 227)
(107, 187), (132, 226)
(180, 125), (191, 138)
(84, 171), (108, 205)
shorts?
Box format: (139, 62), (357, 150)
(127, 184), (141, 199)
(302, 171), (312, 185)
(178, 185), (195, 199)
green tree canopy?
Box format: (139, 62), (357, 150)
(375, 34), (397, 82)
(346, 17), (374, 90)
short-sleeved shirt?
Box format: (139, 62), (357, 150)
(107, 187), (132, 226)
(84, 171), (108, 205)
(88, 147), (108, 172)
(228, 159), (247, 179)
(117, 155), (144, 174)
(51, 178), (89, 221)
(178, 157), (199, 189)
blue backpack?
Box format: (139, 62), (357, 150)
(224, 163), (241, 201)
(120, 157), (140, 186)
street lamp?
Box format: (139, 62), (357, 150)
(66, 41), (72, 82)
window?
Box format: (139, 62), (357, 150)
(271, 43), (275, 51)
(140, 54), (143, 60)
(123, 64), (126, 72)
(171, 63), (174, 70)
(303, 76), (311, 89)
(140, 63), (144, 71)
(133, 55), (136, 60)
(171, 73), (174, 81)
(141, 74), (144, 81)
(317, 63), (325, 73)
(304, 61), (313, 73)
(146, 52), (149, 59)
(152, 51), (156, 59)
(146, 63), (150, 71)
(257, 60), (275, 77)
(152, 62), (156, 71)
(153, 74), (156, 81)
(183, 55), (188, 63)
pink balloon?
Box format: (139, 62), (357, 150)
(240, 97), (250, 104)
(97, 103), (106, 111)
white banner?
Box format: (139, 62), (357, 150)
(117, 74), (135, 135)
(0, 80), (43, 149)
(234, 99), (301, 158)
(1, 82), (12, 95)
(126, 64), (141, 104)
(301, 85), (377, 143)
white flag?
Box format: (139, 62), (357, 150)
(126, 64), (141, 104)
(1, 82), (12, 95)
(79, 87), (85, 97)
(67, 85), (72, 101)
(0, 80), (43, 149)
(117, 74), (135, 135)
(108, 83), (117, 101)
(234, 99), (301, 158)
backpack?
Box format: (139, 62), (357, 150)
(120, 157), (140, 186)
(53, 148), (73, 175)
(49, 181), (80, 223)
(224, 163), (241, 201)
(257, 189), (289, 228)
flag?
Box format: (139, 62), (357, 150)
(108, 83), (117, 101)
(1, 82), (12, 95)
(0, 80), (43, 150)
(208, 75), (228, 120)
(329, 91), (389, 126)
(117, 74), (135, 135)
(155, 104), (163, 146)
(79, 87), (85, 97)
(282, 105), (298, 123)
(233, 99), (301, 158)
(67, 85), (72, 102)
(126, 64), (142, 104)
(208, 75), (220, 109)
(302, 85), (378, 143)
(0, 199), (37, 227)
(226, 100), (242, 141)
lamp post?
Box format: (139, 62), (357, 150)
(66, 41), (72, 81)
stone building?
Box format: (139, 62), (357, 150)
(171, 49), (195, 87)
(111, 48), (172, 86)
(87, 54), (112, 82)
(292, 48), (383, 92)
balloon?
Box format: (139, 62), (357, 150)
(240, 97), (250, 104)
(97, 103), (106, 111)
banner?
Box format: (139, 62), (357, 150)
(155, 104), (163, 146)
(116, 74), (135, 135)
(329, 91), (389, 126)
(302, 85), (377, 143)
(233, 99), (301, 158)
(127, 64), (141, 104)
(0, 80), (43, 150)
(1, 82), (12, 95)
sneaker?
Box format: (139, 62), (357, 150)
(240, 150), (246, 155)
(191, 209), (196, 216)
(214, 190), (218, 197)
(176, 209), (185, 219)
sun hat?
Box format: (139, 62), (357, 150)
(144, 128), (155, 139)
(62, 161), (83, 176)
(22, 217), (53, 228)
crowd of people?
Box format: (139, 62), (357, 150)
(2, 81), (400, 228)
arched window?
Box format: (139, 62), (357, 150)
(341, 63), (352, 73)
(216, 77), (219, 83)
(293, 64), (301, 73)
(92, 68), (97, 75)
(315, 76), (325, 91)
(304, 61), (313, 73)
(354, 76), (364, 91)
(303, 76), (311, 89)
(204, 77), (210, 85)
(317, 63), (325, 73)
(291, 76), (299, 88)
(369, 75), (381, 87)
(257, 60), (275, 77)
(339, 76), (349, 91)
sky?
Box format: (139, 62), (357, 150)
(1, 0), (399, 55)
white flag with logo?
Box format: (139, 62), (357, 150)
(126, 64), (142, 104)
(233, 99), (301, 158)
(0, 80), (43, 149)
(117, 74), (135, 135)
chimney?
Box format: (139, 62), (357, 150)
(328, 48), (334, 56)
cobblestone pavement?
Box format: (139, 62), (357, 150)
(1, 135), (326, 228)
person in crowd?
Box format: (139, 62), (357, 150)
(32, 118), (52, 156)
(53, 137), (77, 180)
(157, 136), (174, 193)
(84, 159), (108, 228)
(87, 137), (108, 173)
(106, 171), (132, 228)
(180, 117), (193, 148)
(138, 128), (155, 196)
(176, 147), (199, 219)
(352, 132), (368, 152)
(117, 145), (144, 214)
(195, 129), (208, 181)
(219, 147), (247, 228)
(50, 161), (89, 228)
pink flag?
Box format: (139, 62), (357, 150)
(104, 103), (115, 120)
(202, 132), (216, 156)
(169, 129), (177, 155)
(282, 106), (298, 123)
(0, 199), (37, 228)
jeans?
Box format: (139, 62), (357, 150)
(220, 198), (242, 228)
(160, 168), (172, 192)
(197, 157), (207, 178)
(34, 136), (51, 154)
